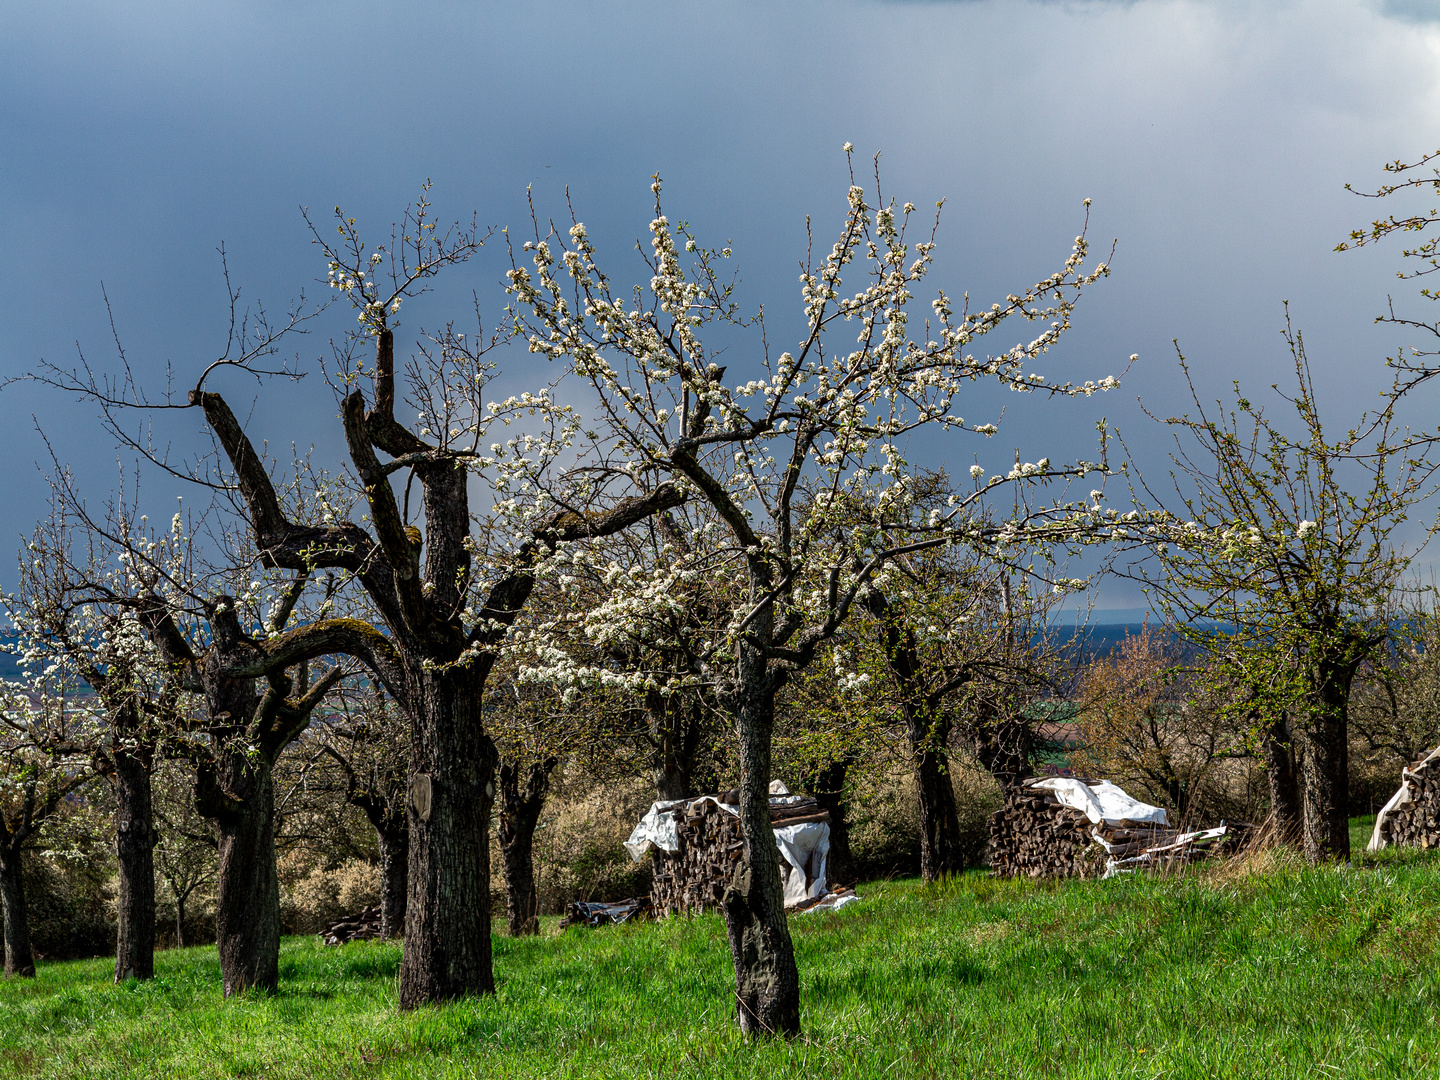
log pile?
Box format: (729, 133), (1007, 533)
(320, 905), (381, 945)
(988, 780), (1250, 879)
(987, 786), (1109, 879)
(1372, 750), (1440, 850)
(651, 795), (831, 915)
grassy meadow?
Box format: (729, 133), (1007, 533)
(3, 841), (1440, 1079)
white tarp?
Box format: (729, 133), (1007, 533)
(1029, 777), (1169, 826)
(623, 799), (688, 861)
(623, 781), (830, 908)
(1368, 744), (1440, 851)
(775, 820), (829, 907)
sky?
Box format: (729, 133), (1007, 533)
(2, 0), (1438, 612)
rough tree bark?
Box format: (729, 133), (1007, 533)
(376, 827), (409, 939)
(1261, 711), (1302, 845)
(907, 707), (966, 881)
(399, 666), (496, 1004)
(0, 848), (34, 979)
(647, 690), (709, 802)
(721, 614), (801, 1039)
(111, 749), (156, 982)
(195, 333), (683, 1008)
(141, 595), (343, 997)
(497, 756), (557, 936)
(970, 704), (1034, 792)
(1301, 657), (1356, 863)
(198, 749), (281, 996)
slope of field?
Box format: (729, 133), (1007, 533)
(3, 846), (1438, 1080)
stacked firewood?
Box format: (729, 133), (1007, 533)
(651, 795), (831, 915)
(988, 781), (1250, 878)
(320, 905), (382, 945)
(1375, 755), (1440, 849)
(987, 786), (1106, 879)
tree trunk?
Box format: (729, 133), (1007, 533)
(205, 752), (281, 996)
(399, 667), (496, 1009)
(0, 848), (35, 978)
(722, 630), (800, 1038)
(908, 708), (965, 880)
(1301, 666), (1352, 863)
(377, 826), (408, 939)
(175, 893), (187, 949)
(970, 708), (1034, 791)
(498, 758), (555, 937)
(1262, 712), (1302, 845)
(113, 751), (156, 982)
(804, 756), (855, 887)
(649, 691), (708, 801)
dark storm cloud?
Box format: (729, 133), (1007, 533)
(1, 0), (1437, 609)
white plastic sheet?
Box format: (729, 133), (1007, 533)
(775, 820), (830, 907)
(1368, 743), (1440, 851)
(623, 786), (831, 908)
(623, 799), (688, 860)
(1029, 778), (1169, 826)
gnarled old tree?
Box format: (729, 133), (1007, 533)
(180, 198), (683, 1006)
(39, 193), (686, 1006)
(509, 154), (1130, 1035)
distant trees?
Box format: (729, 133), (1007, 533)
(1074, 624), (1243, 821)
(310, 682), (410, 938)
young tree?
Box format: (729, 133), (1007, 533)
(152, 758), (217, 949)
(1140, 330), (1426, 861)
(0, 679), (97, 978)
(508, 155), (1127, 1034)
(310, 681), (410, 938)
(6, 485), (188, 982)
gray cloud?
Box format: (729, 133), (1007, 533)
(1378, 0), (1440, 21)
(1, 0), (1437, 608)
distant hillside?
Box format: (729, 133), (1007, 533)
(0, 637), (20, 682)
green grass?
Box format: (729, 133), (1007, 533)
(5, 846), (1440, 1079)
